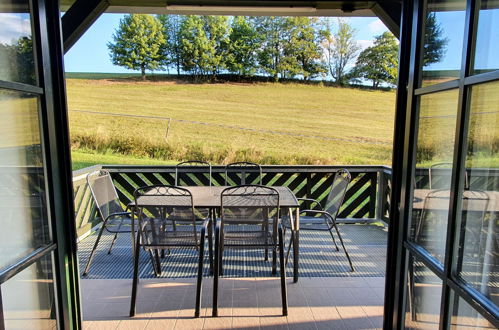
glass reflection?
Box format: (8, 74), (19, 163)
(0, 0), (36, 84)
(451, 296), (495, 329)
(456, 81), (499, 306)
(473, 0), (499, 73)
(411, 90), (459, 263)
(1, 254), (56, 330)
(421, 0), (466, 87)
(405, 255), (443, 329)
(0, 89), (50, 270)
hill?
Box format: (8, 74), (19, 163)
(66, 76), (395, 169)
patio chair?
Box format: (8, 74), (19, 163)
(285, 169), (354, 272)
(129, 185), (212, 318)
(225, 162), (268, 258)
(176, 160), (212, 186)
(225, 161), (262, 185)
(83, 170), (137, 276)
(428, 162), (468, 189)
(213, 185), (287, 316)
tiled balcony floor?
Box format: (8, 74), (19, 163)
(82, 277), (385, 330)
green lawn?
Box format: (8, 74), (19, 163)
(67, 76), (396, 167)
(72, 149), (177, 170)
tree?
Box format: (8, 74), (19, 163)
(423, 12), (448, 66)
(321, 18), (360, 85)
(352, 32), (399, 88)
(108, 14), (166, 80)
(178, 15), (230, 78)
(226, 16), (260, 76)
(254, 16), (287, 81)
(0, 36), (35, 84)
(157, 14), (184, 75)
(281, 17), (327, 80)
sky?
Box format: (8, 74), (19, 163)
(63, 14), (389, 74)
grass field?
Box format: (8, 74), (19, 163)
(67, 75), (396, 169)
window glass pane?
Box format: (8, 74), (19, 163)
(0, 89), (50, 269)
(455, 81), (499, 306)
(473, 0), (499, 74)
(0, 0), (36, 85)
(451, 296), (495, 329)
(405, 255), (443, 329)
(411, 90), (459, 263)
(421, 0), (466, 87)
(1, 253), (57, 330)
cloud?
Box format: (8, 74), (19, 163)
(368, 19), (388, 35)
(357, 39), (374, 51)
(0, 14), (31, 45)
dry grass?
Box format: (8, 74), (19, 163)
(67, 78), (396, 166)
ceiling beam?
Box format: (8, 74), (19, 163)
(371, 1), (401, 38)
(62, 0), (109, 53)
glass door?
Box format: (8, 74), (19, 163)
(396, 0), (499, 328)
(0, 0), (81, 328)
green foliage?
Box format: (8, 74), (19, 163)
(178, 15), (230, 78)
(107, 14), (166, 80)
(352, 32), (399, 88)
(254, 16), (287, 81)
(281, 17), (327, 80)
(157, 14), (184, 75)
(423, 12), (448, 66)
(226, 16), (260, 76)
(321, 18), (360, 86)
(0, 36), (35, 84)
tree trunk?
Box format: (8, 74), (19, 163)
(141, 66), (146, 80)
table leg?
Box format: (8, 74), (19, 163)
(293, 208), (299, 283)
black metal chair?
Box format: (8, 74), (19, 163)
(176, 160), (212, 186)
(285, 169), (354, 272)
(225, 161), (263, 185)
(213, 185), (287, 317)
(83, 170), (137, 276)
(129, 185), (212, 318)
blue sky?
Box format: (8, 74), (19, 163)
(61, 11), (498, 74)
(63, 14), (389, 73)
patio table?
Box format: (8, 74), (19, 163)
(132, 185), (301, 282)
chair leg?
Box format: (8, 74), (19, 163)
(278, 225), (288, 316)
(129, 232), (141, 317)
(212, 225), (220, 317)
(327, 228), (340, 251)
(147, 250), (160, 277)
(83, 221), (108, 276)
(154, 250), (162, 276)
(285, 230), (294, 266)
(264, 223), (269, 261)
(333, 223), (355, 272)
(108, 232), (119, 254)
(195, 229), (206, 318)
(208, 225), (214, 274)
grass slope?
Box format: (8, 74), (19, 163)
(67, 77), (396, 167)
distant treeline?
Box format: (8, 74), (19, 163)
(107, 14), (401, 88)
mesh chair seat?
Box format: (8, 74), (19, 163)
(140, 218), (203, 247)
(296, 215), (332, 231)
(105, 214), (138, 233)
(223, 229), (274, 247)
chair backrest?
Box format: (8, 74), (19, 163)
(220, 185), (279, 226)
(175, 160), (212, 186)
(323, 169), (351, 219)
(86, 170), (123, 221)
(428, 162), (469, 190)
(225, 162), (262, 185)
(133, 185), (197, 245)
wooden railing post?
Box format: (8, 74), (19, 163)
(376, 170), (384, 221)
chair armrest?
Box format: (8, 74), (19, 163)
(299, 209), (336, 227)
(105, 211), (132, 221)
(297, 198), (323, 210)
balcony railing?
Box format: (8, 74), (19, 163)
(72, 165), (392, 238)
(71, 164), (499, 239)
